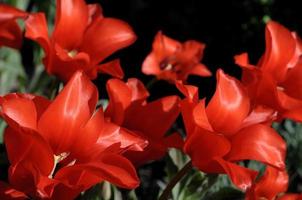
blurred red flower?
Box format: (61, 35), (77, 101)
(25, 0), (136, 81)
(245, 167), (288, 200)
(0, 4), (28, 49)
(177, 69), (286, 191)
(105, 78), (183, 166)
(235, 21), (302, 122)
(142, 31), (211, 83)
(0, 71), (146, 199)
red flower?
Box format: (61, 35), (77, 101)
(245, 167), (288, 200)
(104, 78), (183, 166)
(24, 0), (136, 81)
(0, 71), (146, 199)
(235, 21), (302, 122)
(177, 69), (286, 191)
(142, 31), (211, 83)
(0, 4), (28, 49)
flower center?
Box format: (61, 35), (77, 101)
(160, 57), (178, 71)
(48, 152), (70, 179)
(67, 49), (78, 58)
(277, 86), (285, 91)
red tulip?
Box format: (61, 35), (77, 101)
(0, 71), (146, 199)
(245, 167), (288, 200)
(142, 31), (211, 83)
(177, 69), (286, 191)
(0, 4), (28, 49)
(24, 0), (136, 81)
(104, 78), (183, 166)
(235, 21), (302, 122)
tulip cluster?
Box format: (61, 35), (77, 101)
(0, 0), (302, 200)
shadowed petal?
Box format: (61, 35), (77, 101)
(124, 95), (180, 139)
(55, 153), (139, 189)
(0, 181), (28, 199)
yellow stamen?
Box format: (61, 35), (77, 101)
(68, 50), (78, 58)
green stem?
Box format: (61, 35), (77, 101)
(159, 161), (193, 200)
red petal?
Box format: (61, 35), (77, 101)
(52, 0), (88, 50)
(215, 158), (258, 191)
(4, 128), (54, 197)
(142, 52), (161, 75)
(80, 18), (136, 65)
(105, 79), (132, 125)
(184, 127), (231, 171)
(71, 108), (105, 157)
(206, 69), (250, 135)
(181, 40), (205, 61)
(192, 100), (213, 131)
(4, 127), (54, 176)
(282, 60), (302, 99)
(241, 105), (276, 128)
(126, 78), (149, 102)
(88, 4), (103, 24)
(0, 20), (22, 49)
(0, 94), (38, 130)
(277, 91), (302, 122)
(163, 132), (184, 149)
(55, 153), (139, 189)
(97, 59), (124, 79)
(175, 81), (199, 102)
(125, 132), (183, 167)
(189, 63), (212, 77)
(0, 4), (27, 48)
(260, 21), (296, 82)
(0, 4), (27, 22)
(234, 52), (256, 70)
(38, 71), (98, 154)
(175, 82), (199, 134)
(227, 124), (286, 169)
(123, 95), (180, 139)
(95, 122), (147, 153)
(246, 167), (288, 200)
(152, 31), (181, 58)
